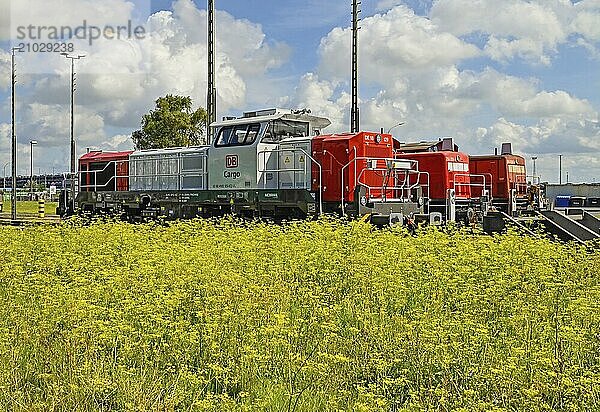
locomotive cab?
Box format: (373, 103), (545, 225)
(208, 108), (330, 191)
(470, 143), (528, 215)
(79, 150), (132, 192)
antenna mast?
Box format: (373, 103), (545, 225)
(207, 0), (216, 143)
(351, 0), (361, 133)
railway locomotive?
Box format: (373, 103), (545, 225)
(64, 108), (529, 225)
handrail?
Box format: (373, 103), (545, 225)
(80, 155), (209, 192)
(511, 181), (528, 194)
(452, 173), (492, 200)
(340, 156), (423, 214)
(355, 168), (428, 204)
(257, 147), (323, 215)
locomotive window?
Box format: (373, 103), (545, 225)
(215, 123), (261, 147)
(448, 162), (469, 173)
(508, 165), (525, 174)
(262, 120), (309, 143)
(182, 155), (205, 171)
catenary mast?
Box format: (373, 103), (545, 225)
(351, 0), (361, 133)
(207, 0), (217, 143)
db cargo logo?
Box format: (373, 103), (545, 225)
(225, 155), (239, 168)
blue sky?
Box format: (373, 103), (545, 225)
(1, 0), (599, 182)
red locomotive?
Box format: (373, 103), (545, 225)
(79, 150), (132, 192)
(65, 109), (529, 225)
(395, 149), (472, 217)
(469, 143), (528, 214)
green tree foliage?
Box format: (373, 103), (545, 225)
(132, 95), (208, 150)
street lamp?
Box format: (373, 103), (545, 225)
(2, 162), (9, 192)
(11, 45), (24, 220)
(30, 140), (37, 200)
(531, 156), (537, 184)
(60, 52), (86, 174)
(386, 122), (405, 135)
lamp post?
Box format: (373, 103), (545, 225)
(11, 46), (24, 220)
(60, 53), (86, 174)
(531, 156), (537, 184)
(30, 140), (37, 200)
(2, 162), (9, 192)
(61, 53), (86, 213)
(386, 122), (405, 135)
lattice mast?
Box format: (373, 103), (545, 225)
(351, 0), (361, 133)
(207, 0), (217, 143)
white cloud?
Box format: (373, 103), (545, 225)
(318, 6), (479, 82)
(293, 73), (349, 132)
(301, 8), (599, 173)
(376, 0), (405, 11)
(70, 0), (291, 121)
(99, 133), (133, 152)
(456, 68), (594, 118)
(1, 0), (292, 173)
(0, 0), (11, 41)
(0, 122), (9, 153)
(571, 10), (600, 41)
(475, 117), (600, 155)
(472, 116), (600, 182)
(0, 50), (9, 90)
(430, 0), (600, 65)
(2, 0), (600, 180)
(19, 103), (105, 148)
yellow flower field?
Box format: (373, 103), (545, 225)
(0, 218), (599, 411)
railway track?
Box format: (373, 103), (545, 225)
(0, 213), (61, 226)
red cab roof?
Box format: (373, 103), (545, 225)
(79, 150), (133, 162)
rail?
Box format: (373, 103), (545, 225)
(257, 147), (323, 214)
(340, 156), (430, 215)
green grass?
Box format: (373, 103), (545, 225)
(0, 200), (58, 216)
(0, 218), (599, 411)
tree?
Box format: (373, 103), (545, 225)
(132, 95), (208, 150)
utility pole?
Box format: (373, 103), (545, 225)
(531, 156), (537, 184)
(61, 53), (85, 213)
(207, 0), (217, 144)
(11, 46), (23, 220)
(351, 0), (361, 133)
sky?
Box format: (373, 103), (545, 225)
(0, 0), (599, 183)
